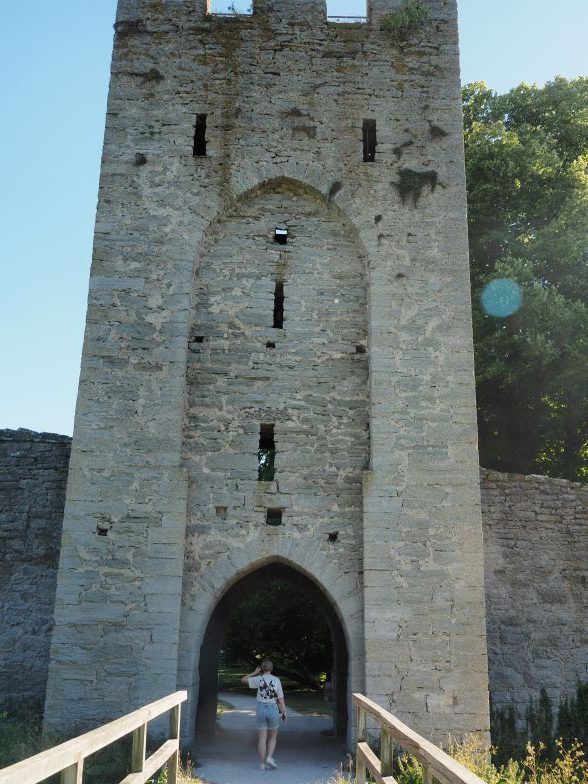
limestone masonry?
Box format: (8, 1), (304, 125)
(482, 469), (588, 716)
(3, 436), (586, 729)
(0, 430), (70, 709)
(26, 0), (494, 744)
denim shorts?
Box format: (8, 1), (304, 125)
(256, 701), (280, 730)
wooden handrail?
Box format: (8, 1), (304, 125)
(353, 693), (488, 784)
(0, 691), (187, 784)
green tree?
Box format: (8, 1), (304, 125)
(463, 77), (588, 481)
(221, 580), (332, 688)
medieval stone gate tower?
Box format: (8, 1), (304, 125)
(44, 0), (490, 744)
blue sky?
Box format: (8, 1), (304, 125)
(1, 1), (586, 436)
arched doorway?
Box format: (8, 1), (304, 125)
(195, 562), (349, 738)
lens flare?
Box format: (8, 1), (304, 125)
(480, 278), (522, 317)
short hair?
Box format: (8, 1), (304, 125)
(260, 658), (273, 672)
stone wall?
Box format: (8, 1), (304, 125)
(41, 0), (490, 743)
(1, 428), (586, 727)
(481, 468), (588, 717)
(0, 429), (71, 708)
(179, 182), (368, 737)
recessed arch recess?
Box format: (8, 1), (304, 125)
(195, 562), (349, 738)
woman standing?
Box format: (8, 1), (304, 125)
(241, 659), (288, 770)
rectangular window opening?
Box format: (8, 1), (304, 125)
(327, 0), (367, 23)
(258, 423), (275, 481)
(193, 114), (207, 157)
(273, 281), (284, 329)
(362, 119), (377, 163)
(274, 226), (288, 245)
(209, 0), (253, 15)
(266, 508), (282, 527)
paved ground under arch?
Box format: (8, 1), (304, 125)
(192, 692), (348, 784)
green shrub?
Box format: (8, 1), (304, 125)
(380, 0), (430, 42)
(0, 707), (44, 769)
(492, 681), (588, 765)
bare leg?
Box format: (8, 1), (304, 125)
(257, 728), (268, 764)
(266, 728), (278, 760)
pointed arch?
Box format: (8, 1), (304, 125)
(195, 559), (350, 737)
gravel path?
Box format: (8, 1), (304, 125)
(192, 692), (348, 784)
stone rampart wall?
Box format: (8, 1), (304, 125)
(0, 429), (71, 708)
(1, 429), (586, 722)
(481, 468), (588, 717)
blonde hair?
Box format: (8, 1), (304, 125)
(260, 658), (273, 672)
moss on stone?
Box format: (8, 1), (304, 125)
(394, 168), (442, 206)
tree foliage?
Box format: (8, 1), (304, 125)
(221, 580), (332, 687)
(464, 77), (588, 481)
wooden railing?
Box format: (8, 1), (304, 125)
(0, 691), (187, 784)
(353, 693), (487, 784)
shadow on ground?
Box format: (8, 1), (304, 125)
(192, 692), (348, 784)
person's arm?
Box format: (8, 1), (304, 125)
(240, 666), (262, 686)
(277, 695), (287, 722)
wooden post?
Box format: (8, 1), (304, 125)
(167, 703), (181, 784)
(60, 761), (83, 784)
(131, 722), (147, 772)
(422, 763), (433, 784)
(380, 728), (393, 777)
(356, 705), (367, 742)
(356, 747), (367, 784)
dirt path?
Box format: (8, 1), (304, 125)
(192, 692), (348, 784)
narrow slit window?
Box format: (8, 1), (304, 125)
(266, 508), (282, 526)
(274, 226), (288, 244)
(193, 114), (207, 157)
(362, 119), (377, 162)
(273, 281), (284, 329)
(258, 423), (275, 481)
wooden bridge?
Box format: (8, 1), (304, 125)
(0, 692), (487, 784)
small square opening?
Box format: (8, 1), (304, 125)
(266, 508), (282, 526)
(274, 227), (288, 245)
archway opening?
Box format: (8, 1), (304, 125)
(196, 562), (349, 739)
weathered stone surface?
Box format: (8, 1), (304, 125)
(40, 0), (489, 745)
(4, 422), (586, 738)
(0, 429), (70, 708)
(481, 468), (588, 720)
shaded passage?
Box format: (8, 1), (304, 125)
(193, 692), (347, 784)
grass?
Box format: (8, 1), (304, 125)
(323, 736), (588, 784)
(2, 704), (587, 784)
(216, 698), (234, 718)
(217, 666), (332, 717)
(380, 0), (430, 42)
(152, 755), (204, 783)
(0, 706), (45, 770)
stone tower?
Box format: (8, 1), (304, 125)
(44, 0), (490, 744)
